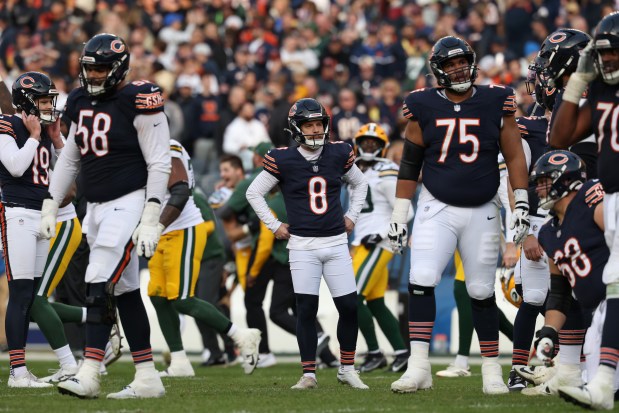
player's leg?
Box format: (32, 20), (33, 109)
(3, 206), (52, 388)
(437, 250), (474, 378)
(459, 201), (505, 395)
(392, 201), (457, 393)
(320, 244), (368, 389)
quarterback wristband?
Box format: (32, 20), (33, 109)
(563, 74), (589, 105)
(391, 198), (411, 224)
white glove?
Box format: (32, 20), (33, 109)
(510, 189), (530, 245)
(387, 223), (407, 255)
(563, 40), (597, 104)
(132, 201), (164, 258)
(40, 198), (59, 239)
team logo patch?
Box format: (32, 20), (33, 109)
(548, 153), (569, 165)
(549, 32), (567, 43)
(19, 76), (35, 88)
(110, 40), (126, 53)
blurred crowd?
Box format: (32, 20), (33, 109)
(0, 0), (617, 190)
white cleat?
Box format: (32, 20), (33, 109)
(514, 365), (557, 386)
(521, 364), (582, 397)
(57, 368), (101, 398)
(8, 371), (54, 388)
(436, 363), (471, 378)
(107, 368), (165, 399)
(337, 370), (369, 389)
(233, 328), (261, 375)
(391, 359), (432, 393)
(41, 364), (79, 383)
(559, 383), (614, 410)
(481, 360), (508, 395)
(103, 325), (123, 367)
(290, 375), (318, 390)
(257, 353), (277, 368)
(159, 358), (195, 377)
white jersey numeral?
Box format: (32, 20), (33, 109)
(435, 118), (481, 163)
(77, 110), (111, 156)
(308, 176), (328, 215)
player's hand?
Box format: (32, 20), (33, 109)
(388, 223), (407, 255)
(46, 118), (62, 142)
(510, 189), (530, 245)
(523, 235), (545, 262)
(534, 326), (559, 366)
(274, 223), (290, 240)
(132, 201), (164, 258)
(360, 233), (382, 248)
(575, 40), (597, 83)
(502, 242), (518, 267)
(22, 111), (41, 140)
(344, 216), (355, 234)
(39, 198), (59, 239)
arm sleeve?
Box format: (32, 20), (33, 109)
(246, 171), (282, 233)
(134, 112), (171, 203)
(342, 164), (368, 223)
(49, 122), (81, 203)
(0, 134), (39, 177)
(502, 87), (518, 116)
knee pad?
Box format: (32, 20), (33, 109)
(408, 283), (434, 296)
(470, 294), (496, 310)
(85, 282), (117, 325)
(466, 282), (494, 300)
(523, 289), (547, 307)
(410, 267), (439, 287)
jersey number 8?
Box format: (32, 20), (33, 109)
(308, 176), (328, 215)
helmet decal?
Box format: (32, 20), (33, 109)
(19, 76), (35, 88)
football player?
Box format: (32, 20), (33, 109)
(246, 98), (370, 390)
(39, 33), (170, 399)
(147, 139), (261, 377)
(0, 71), (63, 387)
(527, 151), (613, 402)
(350, 123), (411, 373)
(550, 11), (619, 409)
(388, 36), (530, 395)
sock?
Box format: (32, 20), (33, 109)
(560, 305), (586, 365)
(357, 295), (379, 352)
(303, 372), (316, 379)
(367, 297), (406, 351)
(6, 279), (35, 363)
(226, 323), (238, 338)
(333, 292), (358, 363)
(499, 308), (514, 341)
(408, 284), (436, 346)
(296, 293), (319, 374)
(84, 283), (114, 360)
(453, 279), (473, 357)
(30, 295), (70, 350)
(11, 364), (27, 378)
(454, 354), (469, 369)
(512, 301), (542, 367)
(411, 341), (430, 360)
(172, 297), (231, 333)
(470, 295), (499, 358)
(54, 344), (77, 367)
(150, 296), (183, 352)
(600, 298), (619, 369)
(50, 301), (85, 323)
(117, 290), (153, 364)
(170, 350), (188, 362)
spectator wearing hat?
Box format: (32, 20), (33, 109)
(331, 88), (369, 143)
(223, 100), (271, 172)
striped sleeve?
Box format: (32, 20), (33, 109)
(584, 180), (605, 208)
(378, 168), (399, 178)
(344, 145), (355, 172)
(263, 150), (280, 177)
(0, 118), (16, 139)
(170, 142), (183, 158)
(516, 119), (528, 137)
(502, 87), (517, 116)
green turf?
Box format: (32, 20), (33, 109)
(0, 361), (594, 412)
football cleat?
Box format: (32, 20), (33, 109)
(57, 362), (101, 398)
(232, 328), (261, 375)
(436, 363), (471, 378)
(291, 375), (318, 390)
(103, 324), (123, 367)
(559, 382), (614, 410)
(389, 352), (410, 373)
(257, 353), (277, 368)
(159, 358), (195, 377)
(507, 368), (527, 392)
(514, 365), (557, 385)
(481, 360), (508, 395)
(8, 371), (54, 388)
(107, 368), (165, 399)
(41, 364), (79, 383)
(391, 358), (432, 393)
(337, 370), (369, 389)
(359, 352), (388, 373)
(522, 364), (582, 397)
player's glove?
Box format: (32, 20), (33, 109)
(563, 40), (597, 104)
(360, 233), (382, 248)
(388, 198), (413, 255)
(40, 197), (59, 239)
(510, 189), (530, 245)
(534, 325), (559, 366)
(132, 201), (165, 258)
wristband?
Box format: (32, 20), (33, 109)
(391, 198), (411, 224)
(563, 74), (589, 105)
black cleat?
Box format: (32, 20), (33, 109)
(508, 368), (527, 392)
(359, 352), (387, 373)
(389, 352), (409, 373)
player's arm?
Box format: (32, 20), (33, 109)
(594, 201), (605, 231)
(134, 113), (171, 204)
(550, 100), (593, 149)
(0, 133), (40, 177)
(159, 157), (191, 229)
(246, 171), (283, 233)
(342, 164), (368, 227)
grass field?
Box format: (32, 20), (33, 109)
(0, 361), (595, 412)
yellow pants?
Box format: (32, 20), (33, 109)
(352, 245), (393, 301)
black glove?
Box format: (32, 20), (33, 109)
(360, 233), (382, 248)
(534, 326), (559, 362)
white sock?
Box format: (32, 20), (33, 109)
(227, 324), (239, 339)
(368, 349), (382, 355)
(482, 356), (500, 366)
(135, 360), (156, 371)
(454, 355), (469, 369)
(303, 372), (316, 380)
(411, 342), (430, 360)
(12, 365), (27, 378)
(81, 307), (87, 324)
(170, 350), (188, 362)
(559, 345), (582, 365)
(54, 344), (77, 367)
(339, 364), (355, 373)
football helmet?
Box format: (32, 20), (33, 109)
(593, 11), (619, 85)
(499, 267), (522, 308)
(286, 98), (330, 149)
(525, 63), (558, 111)
(429, 36), (478, 93)
(12, 71), (60, 124)
(533, 29), (592, 89)
(79, 33), (130, 96)
(529, 150), (587, 210)
(354, 123), (389, 162)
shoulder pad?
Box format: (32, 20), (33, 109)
(122, 80), (165, 113)
(0, 116), (16, 138)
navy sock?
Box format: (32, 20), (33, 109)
(512, 302), (542, 366)
(117, 289), (153, 364)
(471, 295), (499, 357)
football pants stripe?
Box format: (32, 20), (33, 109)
(0, 203), (13, 281)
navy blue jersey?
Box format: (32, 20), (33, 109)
(587, 79), (619, 193)
(517, 116), (550, 216)
(64, 80), (165, 202)
(0, 115), (53, 210)
(538, 180), (608, 310)
(402, 85), (517, 206)
(263, 142), (355, 237)
(331, 110), (369, 142)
